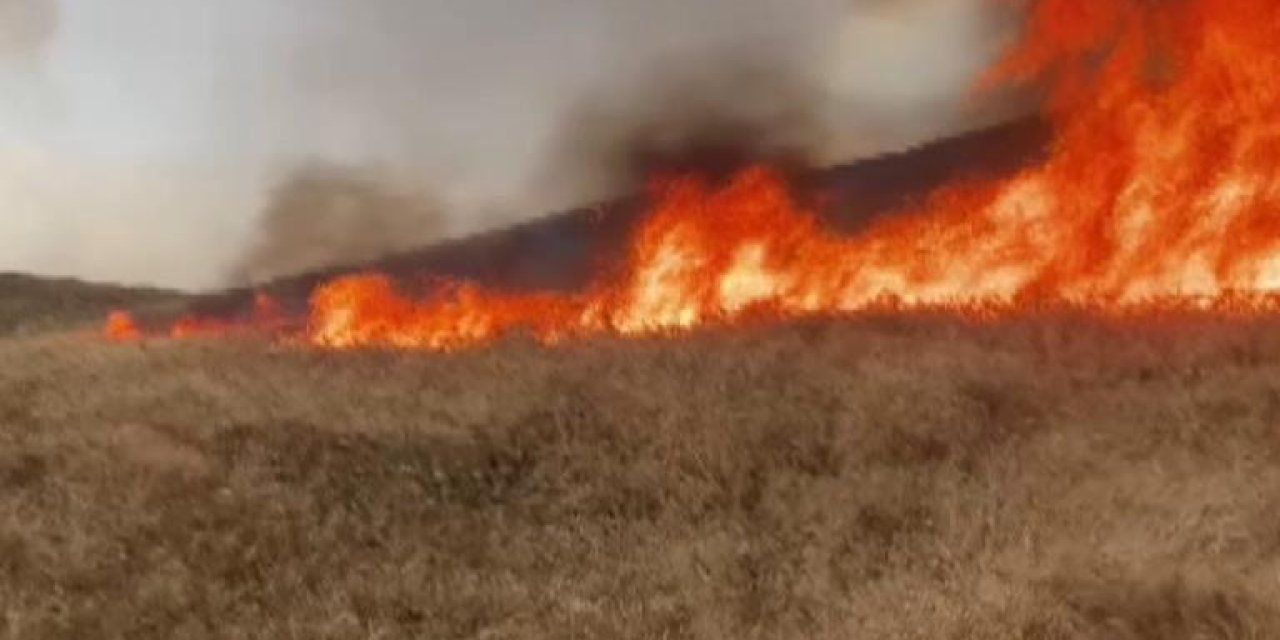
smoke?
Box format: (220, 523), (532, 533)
(826, 0), (1030, 143)
(0, 0), (1019, 289)
(0, 0), (56, 58)
(532, 0), (1020, 210)
(231, 164), (447, 285)
(539, 58), (825, 202)
(228, 0), (1017, 219)
(0, 151), (258, 289)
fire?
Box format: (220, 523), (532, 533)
(104, 311), (141, 342)
(970, 0), (1280, 304)
(170, 293), (288, 340)
(105, 0), (1280, 350)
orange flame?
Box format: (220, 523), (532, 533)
(104, 311), (141, 342)
(106, 0), (1280, 350)
(168, 293), (288, 340)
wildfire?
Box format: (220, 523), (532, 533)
(168, 293), (285, 339)
(104, 310), (141, 342)
(106, 0), (1280, 351)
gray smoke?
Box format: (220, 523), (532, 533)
(0, 0), (56, 58)
(0, 0), (1019, 289)
(539, 57), (825, 201)
(531, 0), (1020, 210)
(231, 164), (446, 285)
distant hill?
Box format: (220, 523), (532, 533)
(0, 273), (185, 336)
(185, 116), (1050, 320)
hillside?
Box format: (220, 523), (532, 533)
(1, 314), (1278, 638)
(0, 273), (185, 337)
(181, 117), (1050, 321)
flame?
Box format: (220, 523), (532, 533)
(105, 0), (1280, 350)
(104, 311), (141, 342)
(169, 293), (288, 340)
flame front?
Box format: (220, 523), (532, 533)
(106, 0), (1280, 350)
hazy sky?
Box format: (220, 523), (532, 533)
(0, 0), (1009, 290)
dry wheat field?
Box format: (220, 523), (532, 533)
(1, 282), (1278, 639)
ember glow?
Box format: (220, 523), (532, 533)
(107, 0), (1280, 350)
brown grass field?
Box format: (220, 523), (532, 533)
(1, 276), (1279, 638)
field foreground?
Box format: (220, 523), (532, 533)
(1, 316), (1279, 639)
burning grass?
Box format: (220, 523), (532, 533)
(21, 3), (1280, 632)
(108, 0), (1280, 354)
(3, 314), (1280, 638)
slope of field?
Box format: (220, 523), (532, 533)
(1, 314), (1278, 639)
(0, 273), (185, 338)
(182, 117), (1050, 321)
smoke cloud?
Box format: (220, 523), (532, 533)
(0, 0), (1018, 289)
(0, 0), (55, 58)
(538, 58), (825, 203)
(534, 0), (1020, 209)
(232, 164), (446, 285)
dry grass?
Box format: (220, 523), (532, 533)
(1, 313), (1279, 638)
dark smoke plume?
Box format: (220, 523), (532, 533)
(542, 57), (826, 200)
(232, 164), (446, 285)
(531, 0), (1022, 209)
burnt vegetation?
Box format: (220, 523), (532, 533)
(1, 310), (1279, 638)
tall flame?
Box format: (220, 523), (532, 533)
(107, 0), (1280, 350)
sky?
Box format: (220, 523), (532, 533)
(0, 0), (1011, 290)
